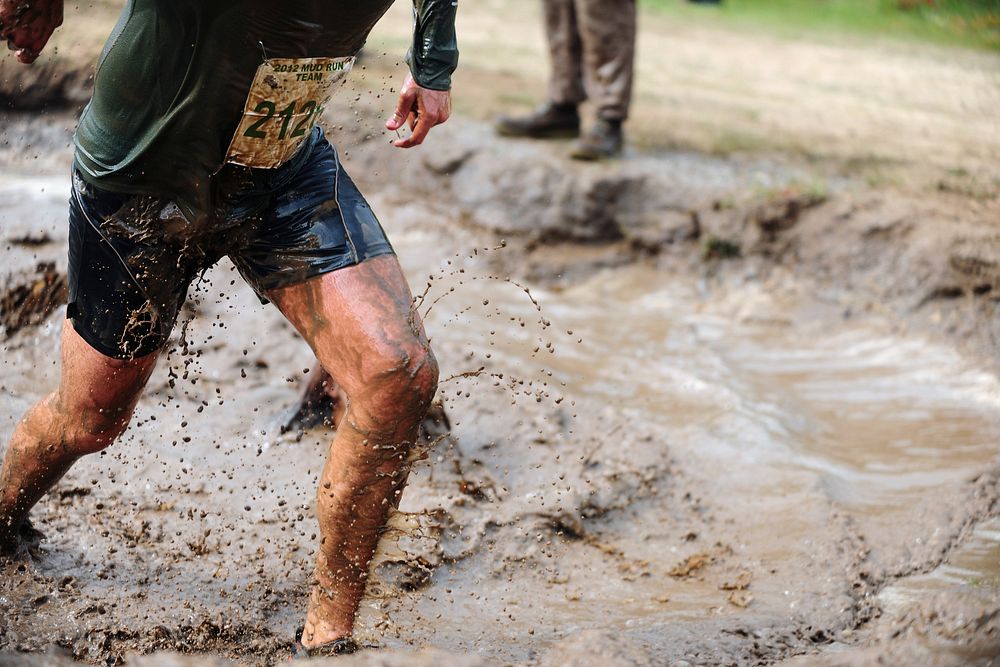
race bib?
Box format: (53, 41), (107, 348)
(225, 56), (355, 169)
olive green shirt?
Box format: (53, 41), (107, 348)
(74, 0), (458, 214)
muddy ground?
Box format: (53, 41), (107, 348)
(3, 3), (1000, 667)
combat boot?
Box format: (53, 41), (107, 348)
(569, 118), (624, 161)
(495, 103), (580, 139)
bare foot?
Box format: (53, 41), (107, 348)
(301, 587), (355, 649)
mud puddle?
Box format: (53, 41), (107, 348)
(375, 206), (1000, 662)
(406, 240), (1000, 510)
(1, 148), (999, 665)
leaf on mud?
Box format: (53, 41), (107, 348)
(720, 570), (753, 591)
(728, 590), (754, 608)
(668, 552), (712, 577)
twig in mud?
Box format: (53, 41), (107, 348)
(440, 367), (487, 383)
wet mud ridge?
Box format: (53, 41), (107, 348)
(352, 117), (1000, 367)
(0, 262), (67, 338)
(1, 110), (1000, 667)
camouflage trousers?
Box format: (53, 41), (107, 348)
(544, 0), (636, 121)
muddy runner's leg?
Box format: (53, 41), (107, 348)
(575, 0), (636, 121)
(0, 321), (157, 550)
(267, 255), (439, 648)
(544, 0), (587, 107)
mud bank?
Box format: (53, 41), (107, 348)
(342, 115), (1000, 369)
(2, 104), (1000, 667)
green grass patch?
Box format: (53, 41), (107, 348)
(702, 235), (743, 260)
(646, 0), (1000, 51)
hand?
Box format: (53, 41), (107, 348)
(384, 73), (451, 149)
(0, 0), (63, 64)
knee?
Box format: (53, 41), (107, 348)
(51, 393), (135, 457)
(352, 340), (439, 426)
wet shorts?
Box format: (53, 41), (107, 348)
(67, 127), (394, 359)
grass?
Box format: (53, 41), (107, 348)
(646, 0), (1000, 51)
(702, 236), (743, 260)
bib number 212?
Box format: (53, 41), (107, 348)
(225, 56), (353, 168)
(243, 99), (322, 141)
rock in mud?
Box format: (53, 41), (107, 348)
(948, 239), (1000, 297)
(746, 188), (827, 243)
(0, 61), (93, 111)
(0, 60), (94, 110)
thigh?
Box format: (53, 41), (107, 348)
(265, 255), (428, 398)
(68, 171), (202, 359)
(232, 130), (394, 296)
(58, 318), (157, 422)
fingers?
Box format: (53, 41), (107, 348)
(385, 72), (452, 148)
(15, 46), (39, 64)
(2, 2), (63, 64)
(6, 35), (40, 63)
(385, 86), (417, 132)
(392, 96), (451, 148)
(393, 114), (433, 149)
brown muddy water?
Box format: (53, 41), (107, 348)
(2, 148), (1000, 666)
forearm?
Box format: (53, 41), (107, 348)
(406, 0), (458, 91)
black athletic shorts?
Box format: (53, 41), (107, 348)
(67, 127), (394, 360)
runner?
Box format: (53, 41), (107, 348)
(0, 0), (458, 656)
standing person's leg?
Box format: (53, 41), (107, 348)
(494, 0), (584, 138)
(569, 0), (636, 159)
(544, 0), (587, 110)
(0, 323), (157, 551)
(576, 0), (636, 122)
(267, 256), (439, 649)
